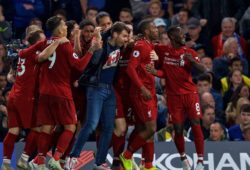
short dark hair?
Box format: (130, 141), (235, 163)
(201, 104), (214, 115)
(197, 73), (211, 83)
(86, 7), (98, 14)
(240, 104), (250, 113)
(66, 20), (77, 39)
(96, 11), (110, 25)
(79, 19), (95, 29)
(46, 16), (62, 33)
(120, 8), (133, 16)
(167, 25), (181, 40)
(110, 22), (130, 36)
(229, 57), (242, 67)
(179, 8), (190, 18)
(137, 19), (153, 35)
(27, 30), (44, 45)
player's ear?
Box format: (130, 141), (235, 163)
(112, 32), (118, 39)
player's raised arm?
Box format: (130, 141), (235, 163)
(184, 52), (206, 73)
(70, 37), (102, 71)
(37, 37), (69, 62)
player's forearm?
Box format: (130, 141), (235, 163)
(127, 65), (144, 89)
(37, 40), (60, 62)
(74, 51), (93, 71)
(74, 35), (82, 56)
(192, 61), (206, 73)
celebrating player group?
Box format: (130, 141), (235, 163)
(1, 15), (205, 170)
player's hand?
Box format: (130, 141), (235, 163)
(145, 64), (157, 75)
(73, 28), (81, 38)
(89, 38), (103, 53)
(94, 27), (102, 40)
(183, 53), (195, 63)
(150, 50), (159, 61)
(141, 86), (152, 100)
(58, 37), (69, 44)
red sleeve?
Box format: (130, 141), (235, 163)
(67, 43), (92, 72)
(126, 44), (144, 89)
(18, 40), (46, 59)
(189, 48), (200, 62)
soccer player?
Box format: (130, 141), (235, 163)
(29, 16), (101, 170)
(69, 22), (130, 170)
(119, 19), (159, 170)
(111, 23), (136, 170)
(146, 26), (205, 170)
(1, 28), (69, 170)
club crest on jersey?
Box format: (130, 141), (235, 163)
(73, 52), (79, 59)
(179, 54), (185, 67)
(133, 50), (140, 58)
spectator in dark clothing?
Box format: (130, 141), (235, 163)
(197, 74), (224, 113)
(187, 105), (216, 141)
(85, 7), (98, 26)
(213, 37), (248, 81)
(0, 5), (12, 43)
(13, 0), (45, 38)
(228, 104), (250, 141)
(186, 17), (213, 56)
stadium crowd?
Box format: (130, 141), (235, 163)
(0, 0), (250, 170)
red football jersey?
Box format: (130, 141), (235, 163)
(155, 44), (199, 95)
(115, 45), (133, 91)
(9, 40), (47, 99)
(127, 38), (155, 94)
(38, 37), (92, 99)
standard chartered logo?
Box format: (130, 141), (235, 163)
(106, 153), (250, 170)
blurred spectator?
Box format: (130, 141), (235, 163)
(0, 5), (12, 43)
(207, 122), (227, 141)
(80, 0), (106, 15)
(0, 73), (7, 90)
(192, 0), (245, 38)
(65, 20), (79, 43)
(85, 7), (98, 26)
(53, 9), (67, 21)
(212, 17), (248, 58)
(154, 18), (167, 34)
(187, 105), (215, 141)
(242, 124), (250, 141)
(147, 0), (164, 19)
(197, 74), (223, 112)
(0, 103), (7, 141)
(213, 37), (248, 80)
(159, 31), (170, 45)
(119, 8), (133, 24)
(186, 17), (213, 56)
(172, 8), (190, 34)
(228, 103), (250, 141)
(96, 11), (113, 32)
(221, 57), (250, 96)
(240, 7), (250, 41)
(13, 0), (45, 38)
(0, 42), (7, 60)
(226, 97), (250, 128)
(200, 56), (213, 72)
(29, 17), (43, 29)
(200, 91), (225, 123)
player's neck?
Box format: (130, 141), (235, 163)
(171, 41), (183, 49)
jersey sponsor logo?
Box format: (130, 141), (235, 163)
(103, 49), (120, 69)
(17, 58), (26, 76)
(133, 50), (140, 58)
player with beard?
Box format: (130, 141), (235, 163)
(146, 26), (205, 170)
(119, 19), (159, 170)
